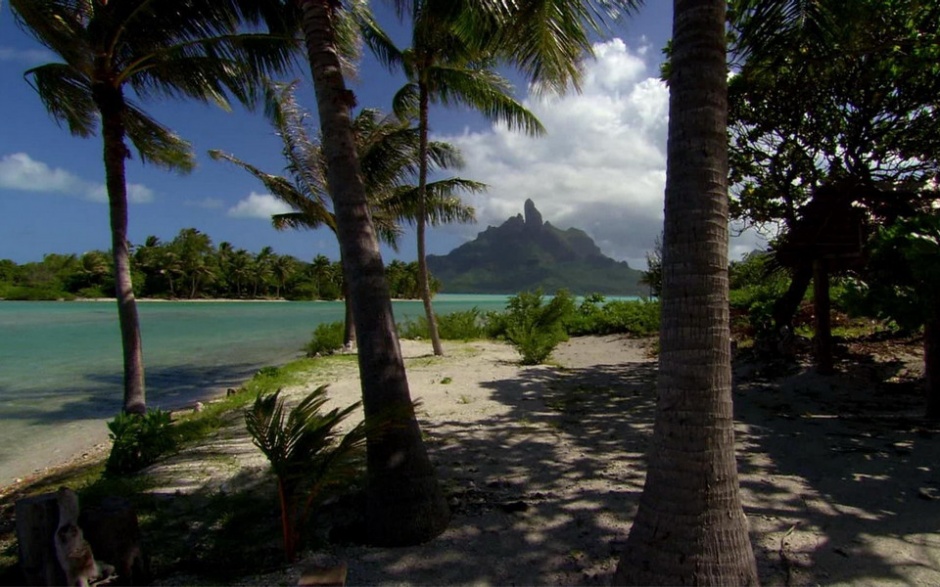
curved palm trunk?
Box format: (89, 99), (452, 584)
(298, 0), (450, 546)
(417, 83), (445, 356)
(94, 82), (146, 416)
(339, 251), (356, 349)
(613, 1), (758, 584)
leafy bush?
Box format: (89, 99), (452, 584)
(399, 309), (486, 341)
(304, 321), (345, 356)
(106, 409), (176, 475)
(501, 290), (574, 365)
(564, 294), (660, 337)
(245, 386), (366, 562)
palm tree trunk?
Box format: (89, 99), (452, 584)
(417, 82), (444, 356)
(339, 251), (356, 349)
(613, 1), (758, 584)
(298, 0), (449, 546)
(94, 82), (146, 416)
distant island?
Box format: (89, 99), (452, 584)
(428, 199), (644, 295)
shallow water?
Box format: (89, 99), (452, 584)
(0, 295), (509, 481)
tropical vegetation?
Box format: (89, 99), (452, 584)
(210, 80), (477, 347)
(0, 233), (436, 302)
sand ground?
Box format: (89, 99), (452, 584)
(4, 334), (939, 585)
(141, 335), (940, 585)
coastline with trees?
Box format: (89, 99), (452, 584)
(0, 229), (439, 302)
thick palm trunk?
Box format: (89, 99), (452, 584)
(298, 0), (449, 546)
(417, 83), (444, 356)
(613, 1), (758, 584)
(94, 82), (146, 416)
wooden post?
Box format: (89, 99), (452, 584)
(14, 493), (67, 586)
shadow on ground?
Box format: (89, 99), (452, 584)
(734, 343), (940, 586)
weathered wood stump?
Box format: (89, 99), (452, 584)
(15, 493), (67, 586)
(80, 496), (149, 585)
(15, 492), (148, 586)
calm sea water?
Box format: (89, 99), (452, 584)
(0, 294), (509, 481)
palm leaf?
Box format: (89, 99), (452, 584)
(24, 63), (97, 137)
(125, 102), (195, 172)
(427, 65), (546, 136)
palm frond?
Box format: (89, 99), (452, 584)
(479, 0), (640, 93)
(24, 62), (97, 137)
(732, 0), (839, 61)
(125, 102), (195, 172)
(426, 140), (465, 171)
(392, 82), (421, 121)
(428, 65), (545, 136)
(351, 0), (404, 72)
(209, 149), (311, 204)
(385, 178), (482, 226)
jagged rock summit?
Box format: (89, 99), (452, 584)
(427, 200), (644, 295)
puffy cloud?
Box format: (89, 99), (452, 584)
(227, 192), (293, 219)
(0, 152), (153, 203)
(437, 39), (764, 268)
(436, 39), (669, 268)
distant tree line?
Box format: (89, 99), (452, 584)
(0, 227), (437, 302)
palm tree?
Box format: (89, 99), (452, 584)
(293, 0), (453, 546)
(612, 1), (759, 583)
(210, 81), (478, 346)
(370, 6), (544, 356)
(10, 0), (296, 414)
(270, 255), (297, 298)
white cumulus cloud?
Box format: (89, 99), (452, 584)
(227, 192), (293, 219)
(0, 152), (154, 203)
(436, 39), (669, 269)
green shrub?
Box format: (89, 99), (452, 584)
(399, 309), (487, 341)
(562, 295), (660, 337)
(502, 290), (574, 365)
(304, 321), (345, 356)
(437, 308), (487, 340)
(106, 409), (176, 475)
(245, 386), (366, 562)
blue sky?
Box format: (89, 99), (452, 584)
(1, 3), (760, 269)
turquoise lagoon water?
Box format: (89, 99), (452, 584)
(0, 294), (509, 481)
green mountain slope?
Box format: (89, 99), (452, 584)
(428, 199), (644, 295)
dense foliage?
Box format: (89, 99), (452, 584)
(105, 409), (176, 475)
(0, 229), (436, 301)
